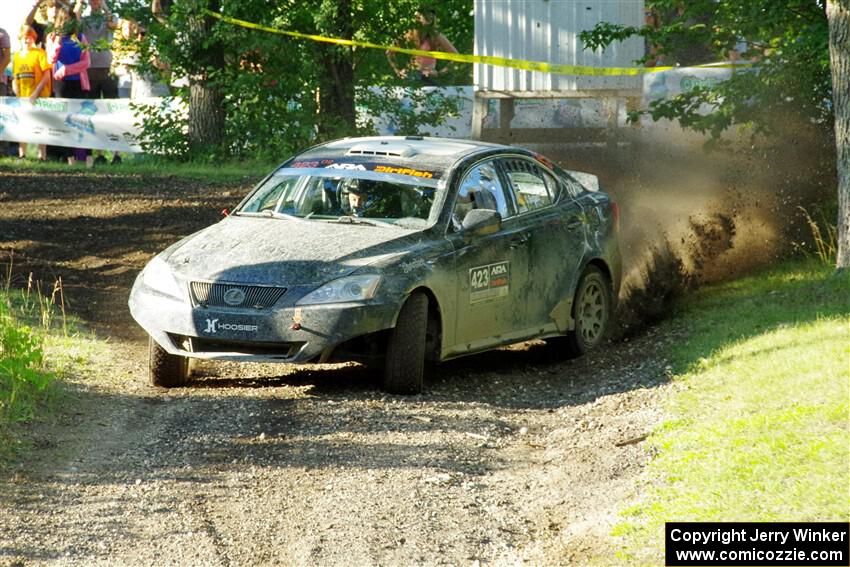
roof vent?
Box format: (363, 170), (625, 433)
(346, 142), (416, 158)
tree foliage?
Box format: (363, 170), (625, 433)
(583, 1), (850, 269)
(581, 0), (832, 139)
(115, 0), (473, 160)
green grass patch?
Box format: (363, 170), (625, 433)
(614, 259), (850, 564)
(0, 278), (108, 462)
(0, 289), (57, 459)
(0, 154), (276, 185)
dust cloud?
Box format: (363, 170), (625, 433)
(530, 119), (836, 335)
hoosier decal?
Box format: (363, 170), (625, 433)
(203, 319), (259, 334)
(469, 261), (510, 304)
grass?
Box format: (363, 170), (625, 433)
(0, 286), (57, 460)
(612, 258), (850, 565)
(0, 273), (107, 463)
(0, 153), (276, 184)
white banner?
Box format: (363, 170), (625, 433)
(0, 96), (163, 153)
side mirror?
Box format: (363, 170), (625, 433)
(462, 208), (501, 236)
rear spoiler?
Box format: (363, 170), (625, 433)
(565, 170), (600, 193)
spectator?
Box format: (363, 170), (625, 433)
(75, 0), (120, 164)
(111, 18), (135, 98)
(48, 7), (90, 98)
(48, 6), (90, 164)
(26, 0), (67, 49)
(123, 22), (169, 99)
(25, 0), (65, 161)
(0, 26), (10, 97)
(387, 5), (458, 86)
(12, 25), (52, 161)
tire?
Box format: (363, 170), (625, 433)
(565, 266), (612, 357)
(149, 337), (189, 388)
(383, 292), (428, 395)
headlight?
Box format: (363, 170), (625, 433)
(296, 275), (381, 306)
(141, 257), (183, 299)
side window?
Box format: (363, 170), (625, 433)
(503, 160), (555, 214)
(561, 175), (585, 199)
(451, 160), (509, 230)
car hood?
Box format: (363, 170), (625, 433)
(164, 216), (424, 285)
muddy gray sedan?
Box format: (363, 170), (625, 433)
(129, 136), (621, 394)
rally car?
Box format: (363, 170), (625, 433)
(129, 136), (621, 394)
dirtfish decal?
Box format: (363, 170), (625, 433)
(373, 165), (434, 178)
(469, 261), (510, 304)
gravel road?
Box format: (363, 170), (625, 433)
(0, 169), (672, 566)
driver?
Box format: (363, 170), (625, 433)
(348, 184), (368, 216)
(345, 179), (379, 217)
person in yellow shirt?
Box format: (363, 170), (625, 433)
(12, 25), (52, 160)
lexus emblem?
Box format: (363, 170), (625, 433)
(223, 287), (246, 306)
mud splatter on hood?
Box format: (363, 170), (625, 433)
(164, 216), (423, 285)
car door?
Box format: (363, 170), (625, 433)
(500, 158), (588, 334)
(445, 159), (533, 355)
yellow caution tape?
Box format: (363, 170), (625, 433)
(205, 11), (748, 77)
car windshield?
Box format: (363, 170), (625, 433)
(237, 170), (440, 229)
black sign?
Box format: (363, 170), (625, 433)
(666, 522), (849, 566)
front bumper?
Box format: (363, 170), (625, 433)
(129, 282), (400, 363)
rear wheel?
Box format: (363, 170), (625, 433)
(383, 292), (428, 395)
(565, 266), (612, 356)
(149, 337), (189, 388)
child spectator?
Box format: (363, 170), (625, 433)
(47, 6), (90, 164)
(12, 25), (52, 160)
(48, 7), (90, 98)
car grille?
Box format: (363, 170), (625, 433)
(190, 282), (287, 310)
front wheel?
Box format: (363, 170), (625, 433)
(565, 266), (612, 357)
(149, 337), (189, 388)
(383, 292), (428, 395)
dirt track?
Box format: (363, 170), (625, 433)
(0, 167), (675, 565)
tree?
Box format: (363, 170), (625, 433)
(582, 0), (847, 269)
(827, 0), (849, 269)
(130, 0), (473, 159)
(185, 0), (225, 151)
(313, 0), (356, 137)
(147, 0), (226, 153)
